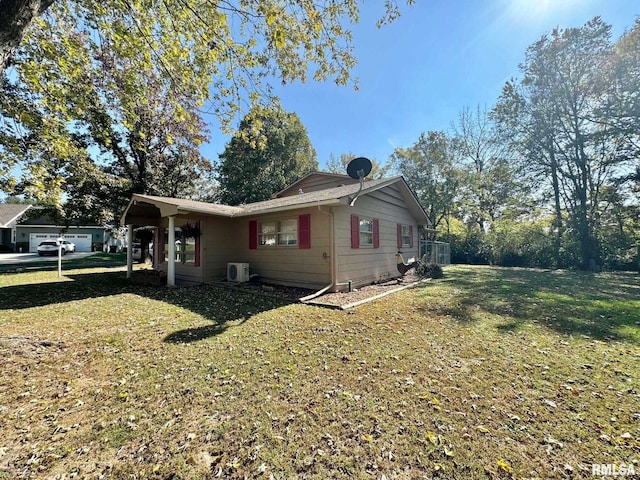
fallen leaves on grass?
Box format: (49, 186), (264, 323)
(0, 265), (638, 479)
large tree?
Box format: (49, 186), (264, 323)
(391, 131), (459, 230)
(217, 104), (318, 205)
(451, 105), (525, 233)
(494, 18), (632, 270)
(610, 19), (640, 174)
(2, 1), (413, 219)
(1, 10), (210, 223)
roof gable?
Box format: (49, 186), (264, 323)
(273, 172), (361, 198)
(0, 204), (32, 228)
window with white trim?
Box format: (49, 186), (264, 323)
(359, 217), (373, 246)
(259, 219), (298, 246)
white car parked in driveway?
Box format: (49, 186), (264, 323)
(37, 240), (76, 256)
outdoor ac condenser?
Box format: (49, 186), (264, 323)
(227, 262), (250, 283)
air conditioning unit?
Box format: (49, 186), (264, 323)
(227, 262), (250, 283)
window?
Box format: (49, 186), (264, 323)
(359, 217), (373, 246)
(250, 215), (310, 250)
(159, 223), (200, 266)
(402, 225), (411, 247)
(397, 223), (414, 248)
(259, 221), (276, 246)
(259, 219), (297, 246)
(278, 219), (297, 246)
(351, 214), (379, 249)
(181, 236), (197, 263)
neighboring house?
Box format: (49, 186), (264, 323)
(0, 204), (32, 252)
(121, 173), (435, 291)
(15, 212), (108, 253)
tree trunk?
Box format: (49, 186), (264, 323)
(549, 151), (564, 268)
(0, 0), (54, 74)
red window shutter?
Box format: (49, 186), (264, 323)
(298, 214), (311, 249)
(397, 223), (403, 249)
(194, 222), (201, 266)
(249, 220), (257, 250)
(373, 218), (380, 248)
(158, 227), (165, 263)
(409, 225), (414, 248)
(351, 214), (360, 249)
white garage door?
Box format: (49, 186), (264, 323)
(29, 233), (93, 252)
(69, 234), (92, 252)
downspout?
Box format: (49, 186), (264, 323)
(321, 206), (354, 290)
(300, 206), (335, 303)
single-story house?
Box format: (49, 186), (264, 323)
(120, 172), (435, 291)
(15, 212), (109, 253)
(0, 204), (32, 252)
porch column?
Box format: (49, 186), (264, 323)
(152, 227), (158, 269)
(167, 216), (176, 287)
(126, 224), (133, 278)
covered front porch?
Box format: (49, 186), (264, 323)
(121, 195), (236, 287)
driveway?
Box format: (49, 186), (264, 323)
(0, 252), (97, 265)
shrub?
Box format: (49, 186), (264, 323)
(417, 262), (444, 279)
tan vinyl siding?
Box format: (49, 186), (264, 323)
(200, 216), (236, 282)
(333, 184), (420, 290)
(234, 208), (331, 289)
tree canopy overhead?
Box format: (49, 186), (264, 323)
(1, 0), (414, 222)
(2, 0), (415, 94)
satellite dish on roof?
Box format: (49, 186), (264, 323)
(346, 157), (372, 207)
(346, 157), (373, 180)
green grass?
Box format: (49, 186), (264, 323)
(1, 252), (128, 271)
(0, 265), (638, 479)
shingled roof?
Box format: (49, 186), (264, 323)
(0, 204), (32, 228)
(122, 176), (431, 226)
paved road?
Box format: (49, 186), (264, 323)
(0, 252), (97, 265)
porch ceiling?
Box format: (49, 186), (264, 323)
(122, 201), (162, 227)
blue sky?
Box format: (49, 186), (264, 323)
(202, 0), (639, 171)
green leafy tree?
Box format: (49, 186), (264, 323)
(610, 18), (640, 159)
(494, 18), (632, 270)
(2, 1), (414, 88)
(391, 131), (459, 230)
(486, 216), (556, 268)
(2, 1), (414, 220)
(217, 104), (318, 205)
(1, 15), (211, 223)
(325, 152), (390, 179)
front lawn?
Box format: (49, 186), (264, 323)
(0, 265), (638, 479)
